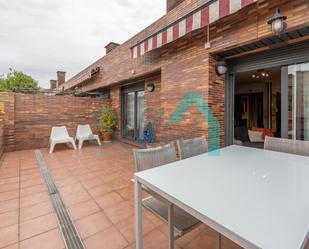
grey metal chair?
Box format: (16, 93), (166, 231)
(264, 136), (309, 157)
(177, 136), (208, 160)
(133, 144), (200, 239)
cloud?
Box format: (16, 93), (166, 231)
(0, 0), (165, 88)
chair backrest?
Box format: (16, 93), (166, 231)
(177, 136), (208, 160)
(133, 144), (177, 172)
(76, 125), (93, 137)
(50, 126), (70, 139)
(264, 136), (309, 157)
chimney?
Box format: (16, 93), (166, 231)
(105, 42), (120, 54)
(57, 71), (66, 86)
(50, 80), (57, 90)
(167, 0), (185, 12)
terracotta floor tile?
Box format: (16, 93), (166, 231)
(104, 200), (134, 224)
(76, 171), (98, 180)
(20, 213), (58, 240)
(100, 172), (120, 183)
(19, 229), (65, 249)
(0, 210), (19, 229)
(58, 184), (84, 197)
(0, 172), (18, 179)
(54, 177), (78, 188)
(75, 211), (112, 239)
(143, 209), (164, 227)
(19, 163), (37, 170)
(20, 178), (44, 189)
(175, 225), (206, 248)
(84, 226), (128, 249)
(186, 230), (215, 249)
(0, 199), (19, 214)
(0, 224), (18, 248)
(95, 191), (124, 210)
(141, 229), (174, 249)
(20, 172), (41, 180)
(19, 184), (46, 197)
(116, 186), (134, 200)
(123, 246), (134, 249)
(0, 183), (19, 193)
(0, 177), (19, 185)
(68, 200), (100, 221)
(107, 177), (132, 191)
(2, 243), (19, 249)
(0, 144), (225, 249)
(0, 190), (19, 202)
(116, 215), (157, 243)
(81, 177), (105, 190)
(87, 184), (113, 198)
(20, 201), (53, 222)
(222, 237), (243, 249)
(20, 192), (49, 208)
(61, 189), (91, 207)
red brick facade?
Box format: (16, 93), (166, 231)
(144, 75), (162, 142)
(0, 121), (4, 157)
(63, 0), (309, 146)
(167, 0), (186, 12)
(0, 93), (110, 151)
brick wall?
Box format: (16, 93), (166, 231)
(110, 86), (121, 139)
(63, 0), (308, 147)
(167, 0), (186, 12)
(66, 0), (308, 93)
(0, 93), (16, 152)
(144, 75), (162, 142)
(64, 0), (214, 91)
(0, 93), (111, 151)
(0, 120), (4, 158)
(159, 30), (210, 143)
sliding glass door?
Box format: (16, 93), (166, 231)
(122, 83), (145, 141)
(287, 62), (309, 140)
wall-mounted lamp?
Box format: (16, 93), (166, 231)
(215, 61), (227, 75)
(267, 8), (287, 36)
(146, 83), (155, 92)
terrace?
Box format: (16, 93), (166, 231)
(0, 142), (241, 249)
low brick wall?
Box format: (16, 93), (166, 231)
(0, 120), (4, 158)
(0, 92), (111, 151)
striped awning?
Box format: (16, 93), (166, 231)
(131, 0), (257, 59)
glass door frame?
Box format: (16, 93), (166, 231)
(281, 66), (289, 138)
(225, 40), (309, 146)
(281, 62), (309, 140)
(121, 82), (145, 141)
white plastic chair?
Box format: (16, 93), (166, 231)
(75, 125), (101, 149)
(48, 126), (77, 153)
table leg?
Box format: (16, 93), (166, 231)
(135, 179), (143, 249)
(216, 232), (222, 249)
(168, 203), (174, 249)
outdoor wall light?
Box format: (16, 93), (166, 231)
(146, 83), (155, 92)
(268, 8), (287, 36)
(215, 61), (227, 75)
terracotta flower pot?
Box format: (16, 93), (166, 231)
(101, 131), (112, 142)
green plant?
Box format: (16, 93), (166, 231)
(0, 68), (39, 92)
(98, 107), (118, 132)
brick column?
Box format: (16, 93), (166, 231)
(110, 86), (121, 140)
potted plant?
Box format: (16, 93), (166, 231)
(98, 107), (118, 142)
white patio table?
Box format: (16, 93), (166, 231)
(134, 145), (309, 249)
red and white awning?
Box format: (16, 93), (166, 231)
(131, 0), (257, 59)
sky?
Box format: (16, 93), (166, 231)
(0, 0), (166, 88)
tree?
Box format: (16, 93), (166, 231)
(0, 68), (39, 92)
